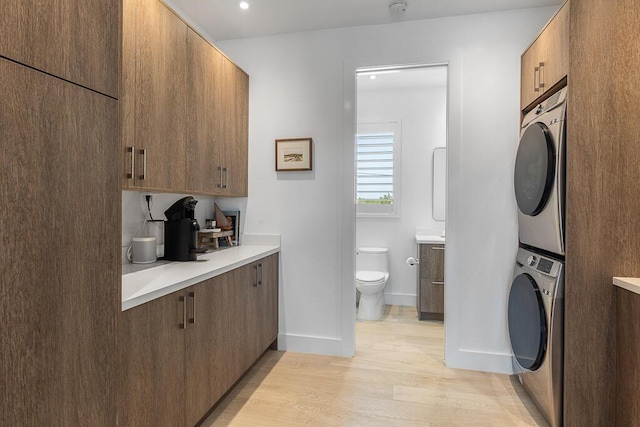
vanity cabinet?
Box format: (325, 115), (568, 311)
(416, 244), (445, 320)
(520, 0), (569, 111)
(118, 254), (279, 427)
(1, 58), (119, 425)
(0, 0), (120, 97)
(122, 0), (249, 196)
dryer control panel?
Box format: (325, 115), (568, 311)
(517, 247), (562, 279)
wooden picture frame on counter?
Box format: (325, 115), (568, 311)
(275, 138), (313, 171)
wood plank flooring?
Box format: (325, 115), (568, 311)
(202, 306), (547, 426)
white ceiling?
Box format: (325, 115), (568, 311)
(166, 0), (563, 41)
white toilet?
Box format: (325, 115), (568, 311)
(355, 247), (389, 320)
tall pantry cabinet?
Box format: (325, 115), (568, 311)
(0, 1), (120, 425)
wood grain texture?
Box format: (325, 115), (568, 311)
(133, 0), (187, 191)
(219, 58), (249, 196)
(566, 0), (640, 424)
(616, 289), (640, 427)
(0, 58), (119, 425)
(202, 306), (547, 426)
(121, 0), (137, 188)
(185, 276), (230, 426)
(520, 1), (569, 111)
(256, 254), (279, 354)
(118, 292), (186, 427)
(0, 0), (120, 97)
(186, 29), (223, 195)
(418, 244), (445, 318)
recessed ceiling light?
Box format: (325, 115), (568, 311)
(239, 1), (249, 10)
(370, 75), (376, 80)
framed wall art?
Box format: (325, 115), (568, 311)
(275, 138), (313, 171)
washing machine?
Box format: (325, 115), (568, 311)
(514, 86), (567, 256)
(508, 246), (564, 427)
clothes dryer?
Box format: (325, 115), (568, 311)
(515, 86), (567, 256)
(508, 246), (564, 427)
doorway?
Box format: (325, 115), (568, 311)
(354, 64), (448, 350)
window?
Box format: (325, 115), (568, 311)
(356, 121), (401, 217)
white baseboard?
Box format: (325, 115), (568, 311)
(384, 292), (416, 307)
(445, 348), (515, 374)
(277, 333), (349, 357)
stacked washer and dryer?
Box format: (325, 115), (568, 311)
(510, 85), (567, 427)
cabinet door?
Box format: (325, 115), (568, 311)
(539, 1), (569, 94)
(521, 39), (544, 111)
(132, 0), (187, 191)
(118, 293), (186, 427)
(184, 277), (230, 426)
(0, 0), (120, 97)
(186, 29), (224, 194)
(218, 58), (249, 196)
(257, 254), (279, 354)
(418, 244), (445, 317)
(0, 58), (119, 425)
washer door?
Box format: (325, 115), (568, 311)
(514, 122), (556, 216)
(508, 273), (547, 371)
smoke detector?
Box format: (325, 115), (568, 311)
(389, 0), (408, 14)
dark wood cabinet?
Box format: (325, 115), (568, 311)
(0, 0), (120, 97)
(416, 244), (445, 320)
(122, 0), (188, 191)
(122, 0), (249, 196)
(118, 254), (279, 426)
(0, 57), (119, 425)
(184, 275), (230, 426)
(118, 291), (186, 427)
(217, 58), (249, 196)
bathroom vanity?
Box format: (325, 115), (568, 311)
(415, 234), (445, 320)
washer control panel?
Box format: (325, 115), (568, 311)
(516, 247), (562, 279)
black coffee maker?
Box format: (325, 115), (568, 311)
(164, 197), (204, 261)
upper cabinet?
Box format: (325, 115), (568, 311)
(520, 1), (569, 111)
(122, 0), (188, 191)
(122, 0), (249, 196)
(0, 0), (120, 98)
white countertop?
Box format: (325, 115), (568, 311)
(415, 234), (446, 244)
(122, 244), (279, 311)
(613, 277), (640, 295)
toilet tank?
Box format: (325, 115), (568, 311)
(356, 247), (389, 273)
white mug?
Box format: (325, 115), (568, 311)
(127, 237), (157, 264)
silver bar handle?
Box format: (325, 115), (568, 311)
(217, 166), (223, 188)
(179, 296), (187, 329)
(534, 66), (540, 92)
(188, 292), (196, 324)
(127, 146), (135, 179)
(258, 263), (263, 286)
(139, 149), (147, 180)
(538, 62), (545, 89)
(432, 281), (445, 285)
(223, 167), (228, 189)
(431, 246), (445, 251)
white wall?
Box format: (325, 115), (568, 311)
(356, 82), (447, 306)
(122, 191), (216, 261)
(210, 7), (558, 371)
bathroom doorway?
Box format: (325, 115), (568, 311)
(354, 64), (448, 355)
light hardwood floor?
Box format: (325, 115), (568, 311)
(202, 305), (547, 426)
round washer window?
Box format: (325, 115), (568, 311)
(514, 122), (555, 216)
(508, 273), (547, 371)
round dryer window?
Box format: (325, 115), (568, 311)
(514, 122), (555, 216)
(508, 273), (547, 371)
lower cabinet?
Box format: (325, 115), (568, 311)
(416, 244), (445, 320)
(118, 253), (279, 426)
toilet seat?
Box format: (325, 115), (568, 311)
(356, 271), (386, 284)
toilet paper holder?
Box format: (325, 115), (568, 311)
(406, 257), (419, 266)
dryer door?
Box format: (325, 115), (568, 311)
(514, 122), (556, 216)
(508, 273), (547, 371)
